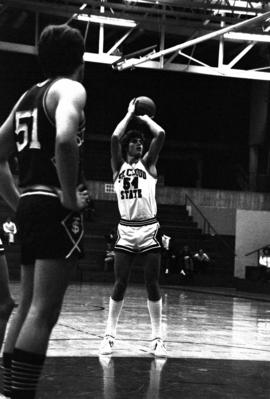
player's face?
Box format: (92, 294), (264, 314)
(128, 138), (144, 158)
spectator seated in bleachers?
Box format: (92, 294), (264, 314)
(178, 245), (194, 277)
(193, 248), (210, 274)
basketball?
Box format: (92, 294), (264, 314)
(135, 96), (156, 117)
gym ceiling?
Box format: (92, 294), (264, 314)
(1, 0), (270, 80)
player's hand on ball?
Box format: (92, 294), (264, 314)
(136, 114), (152, 124)
(134, 96), (156, 117)
(127, 98), (137, 115)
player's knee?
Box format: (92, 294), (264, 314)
(43, 304), (62, 329)
(0, 299), (15, 320)
(112, 279), (128, 301)
(145, 280), (160, 301)
(28, 302), (62, 330)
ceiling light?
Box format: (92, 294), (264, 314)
(77, 14), (137, 28)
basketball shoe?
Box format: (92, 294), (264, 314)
(151, 338), (167, 358)
(99, 335), (115, 355)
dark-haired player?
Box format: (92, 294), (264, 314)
(99, 99), (167, 357)
(0, 24), (88, 398)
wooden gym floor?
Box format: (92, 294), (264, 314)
(2, 282), (270, 398)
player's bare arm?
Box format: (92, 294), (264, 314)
(52, 79), (87, 211)
(111, 99), (136, 178)
(140, 116), (165, 176)
(0, 108), (21, 211)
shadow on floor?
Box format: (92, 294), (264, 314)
(36, 357), (270, 399)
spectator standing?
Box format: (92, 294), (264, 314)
(259, 246), (270, 268)
(104, 230), (117, 272)
(3, 217), (17, 245)
(161, 234), (171, 275)
(258, 247), (270, 280)
(161, 234), (178, 275)
(178, 245), (194, 277)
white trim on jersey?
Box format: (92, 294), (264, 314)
(20, 191), (58, 198)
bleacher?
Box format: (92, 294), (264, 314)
(78, 200), (235, 286)
(0, 198), (235, 286)
(157, 203), (234, 286)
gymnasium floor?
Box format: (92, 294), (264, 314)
(3, 282), (270, 398)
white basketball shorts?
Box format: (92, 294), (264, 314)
(114, 217), (162, 253)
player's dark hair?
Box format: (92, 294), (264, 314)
(121, 130), (145, 158)
(38, 24), (85, 78)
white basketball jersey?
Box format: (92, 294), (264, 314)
(114, 160), (157, 220)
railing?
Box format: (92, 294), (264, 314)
(245, 245), (270, 266)
(246, 245), (270, 257)
(184, 193), (235, 259)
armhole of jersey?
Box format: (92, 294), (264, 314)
(141, 158), (158, 180)
(112, 160), (124, 183)
(113, 173), (118, 183)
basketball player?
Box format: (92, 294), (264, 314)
(0, 24), (88, 398)
(99, 99), (167, 357)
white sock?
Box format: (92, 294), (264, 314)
(105, 297), (123, 338)
(147, 298), (162, 340)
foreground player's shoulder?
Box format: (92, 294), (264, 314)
(51, 78), (86, 105)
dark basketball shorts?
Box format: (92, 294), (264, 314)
(16, 190), (84, 265)
(114, 217), (162, 254)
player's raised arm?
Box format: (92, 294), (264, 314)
(111, 99), (136, 177)
(141, 115), (165, 173)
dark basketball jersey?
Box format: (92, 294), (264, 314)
(13, 79), (85, 188)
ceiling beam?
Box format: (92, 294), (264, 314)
(1, 0), (270, 80)
(0, 41), (36, 54)
(115, 9), (270, 70)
